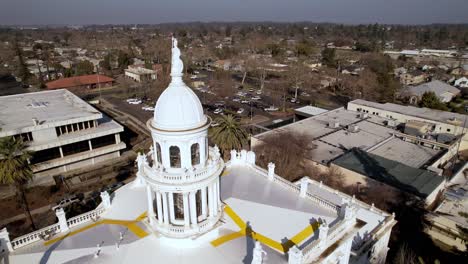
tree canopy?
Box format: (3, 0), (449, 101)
(419, 91), (448, 110)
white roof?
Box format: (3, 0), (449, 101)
(0, 89), (101, 135)
(9, 161), (390, 263)
(294, 106), (328, 117)
(152, 38), (207, 131)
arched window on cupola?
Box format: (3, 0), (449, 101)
(191, 143), (200, 166)
(169, 146), (181, 168)
(174, 193), (184, 220)
(155, 142), (162, 164)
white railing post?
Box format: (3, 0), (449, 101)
(55, 208), (69, 233)
(100, 191), (111, 209)
(230, 149), (238, 163)
(288, 245), (303, 264)
(300, 177), (309, 197)
(240, 150), (247, 162)
(251, 241), (266, 264)
(318, 221), (329, 249)
(268, 162), (275, 180)
(0, 227), (13, 252)
(247, 151), (256, 165)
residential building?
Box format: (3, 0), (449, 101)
(403, 80), (460, 104)
(211, 59), (232, 70)
(1, 38), (396, 264)
(124, 65), (157, 82)
(46, 74), (114, 90)
(399, 71), (427, 85)
(0, 89), (126, 185)
(454, 77), (468, 88)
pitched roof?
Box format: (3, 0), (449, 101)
(407, 80), (460, 97)
(332, 148), (445, 198)
(46, 74), (114, 89)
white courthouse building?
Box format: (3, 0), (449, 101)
(0, 39), (396, 264)
(0, 89), (126, 185)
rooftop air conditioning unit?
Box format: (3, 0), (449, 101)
(348, 124), (360, 133)
(359, 113), (368, 119)
(328, 121), (340, 128)
(386, 120), (396, 127)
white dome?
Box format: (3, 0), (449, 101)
(152, 37), (207, 131)
(153, 80), (207, 131)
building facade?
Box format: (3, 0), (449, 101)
(0, 89), (126, 185)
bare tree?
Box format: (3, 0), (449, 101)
(254, 131), (315, 181)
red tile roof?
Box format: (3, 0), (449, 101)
(46, 74), (114, 90)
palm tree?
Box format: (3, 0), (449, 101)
(209, 115), (248, 159)
(0, 136), (36, 229)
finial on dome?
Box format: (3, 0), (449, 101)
(170, 37), (184, 80)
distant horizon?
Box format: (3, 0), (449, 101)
(2, 21), (468, 28)
(1, 0), (467, 26)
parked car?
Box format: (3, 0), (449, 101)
(52, 195), (80, 210)
(127, 98), (142, 105)
(264, 106), (279, 112)
(256, 90), (262, 95)
(232, 97), (241, 102)
(241, 100), (250, 104)
(213, 108), (223, 114)
(251, 96), (261, 101)
(142, 106), (155, 111)
(237, 108), (245, 114)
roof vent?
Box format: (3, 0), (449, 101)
(348, 124), (360, 133)
(386, 120), (396, 127)
(358, 113), (368, 119)
(328, 121), (340, 128)
(32, 118), (39, 126)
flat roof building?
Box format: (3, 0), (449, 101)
(252, 101), (457, 204)
(124, 66), (157, 82)
(0, 89), (126, 185)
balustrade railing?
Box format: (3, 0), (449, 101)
(10, 207), (106, 250)
(250, 165), (340, 213)
(10, 223), (61, 249)
(143, 159), (223, 184)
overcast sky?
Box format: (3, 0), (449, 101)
(1, 0), (467, 25)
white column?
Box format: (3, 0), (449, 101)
(55, 208), (69, 233)
(0, 228), (13, 252)
(183, 193), (190, 227)
(146, 186), (155, 225)
(300, 177), (309, 197)
(168, 192), (175, 223)
(88, 140), (93, 150)
(59, 147), (64, 158)
(216, 178), (221, 208)
(189, 191), (197, 226)
(162, 192), (169, 225)
(208, 184), (214, 218)
(212, 182), (218, 216)
(156, 191), (163, 224)
(100, 191), (111, 209)
(115, 133), (121, 144)
(199, 138), (206, 166)
(288, 246), (303, 264)
(201, 186), (207, 218)
(268, 162), (275, 180)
